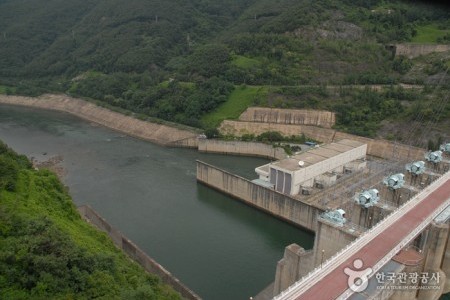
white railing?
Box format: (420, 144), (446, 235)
(274, 171), (450, 300)
(338, 195), (450, 299)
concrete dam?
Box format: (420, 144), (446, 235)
(197, 136), (450, 299)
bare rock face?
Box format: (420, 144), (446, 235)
(290, 20), (363, 41)
(425, 71), (450, 85)
(321, 21), (363, 40)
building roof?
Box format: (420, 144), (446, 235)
(270, 139), (366, 171)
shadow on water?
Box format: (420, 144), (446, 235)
(0, 105), (84, 136)
(196, 184), (314, 250)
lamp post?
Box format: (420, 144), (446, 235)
(321, 249), (325, 267)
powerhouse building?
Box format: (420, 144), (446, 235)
(255, 139), (367, 195)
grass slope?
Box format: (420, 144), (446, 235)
(201, 85), (268, 128)
(231, 55), (262, 69)
(0, 142), (181, 300)
(0, 85), (15, 94)
(411, 24), (450, 43)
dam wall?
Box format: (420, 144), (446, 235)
(0, 94), (199, 146)
(198, 139), (287, 159)
(78, 205), (201, 300)
(239, 107), (336, 128)
(196, 160), (323, 231)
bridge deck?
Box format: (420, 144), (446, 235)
(296, 178), (450, 300)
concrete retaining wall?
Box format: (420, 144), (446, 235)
(169, 137), (199, 148)
(198, 139), (287, 159)
(220, 120), (336, 142)
(77, 205), (201, 300)
(196, 160), (323, 231)
(0, 94), (199, 146)
(394, 44), (450, 59)
(219, 120), (424, 160)
(333, 131), (425, 161)
(239, 107), (336, 128)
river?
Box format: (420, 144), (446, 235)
(0, 104), (314, 300)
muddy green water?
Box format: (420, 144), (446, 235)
(0, 105), (314, 300)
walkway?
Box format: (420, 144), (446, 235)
(275, 172), (450, 300)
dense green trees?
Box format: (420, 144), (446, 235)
(187, 44), (231, 78)
(0, 142), (180, 299)
(69, 74), (234, 127)
(392, 56), (413, 75)
(0, 0), (448, 136)
(333, 89), (404, 137)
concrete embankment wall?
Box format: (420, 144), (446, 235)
(0, 94), (199, 146)
(198, 139), (287, 159)
(169, 137), (199, 148)
(196, 160), (323, 231)
(239, 107), (336, 128)
(77, 205), (201, 300)
(220, 120), (336, 142)
(219, 120), (424, 160)
(394, 43), (450, 59)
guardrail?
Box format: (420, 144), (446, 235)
(274, 171), (450, 300)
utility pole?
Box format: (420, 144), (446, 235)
(187, 33), (191, 51)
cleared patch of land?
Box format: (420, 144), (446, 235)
(231, 55), (262, 69)
(411, 24), (450, 43)
(0, 85), (15, 94)
(201, 85), (268, 128)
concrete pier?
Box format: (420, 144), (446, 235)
(441, 228), (450, 293)
(273, 245), (314, 296)
(417, 222), (449, 300)
(312, 218), (360, 267)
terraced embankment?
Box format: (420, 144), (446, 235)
(220, 106), (426, 161)
(0, 94), (199, 146)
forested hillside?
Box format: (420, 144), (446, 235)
(0, 141), (181, 299)
(0, 0), (449, 140)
